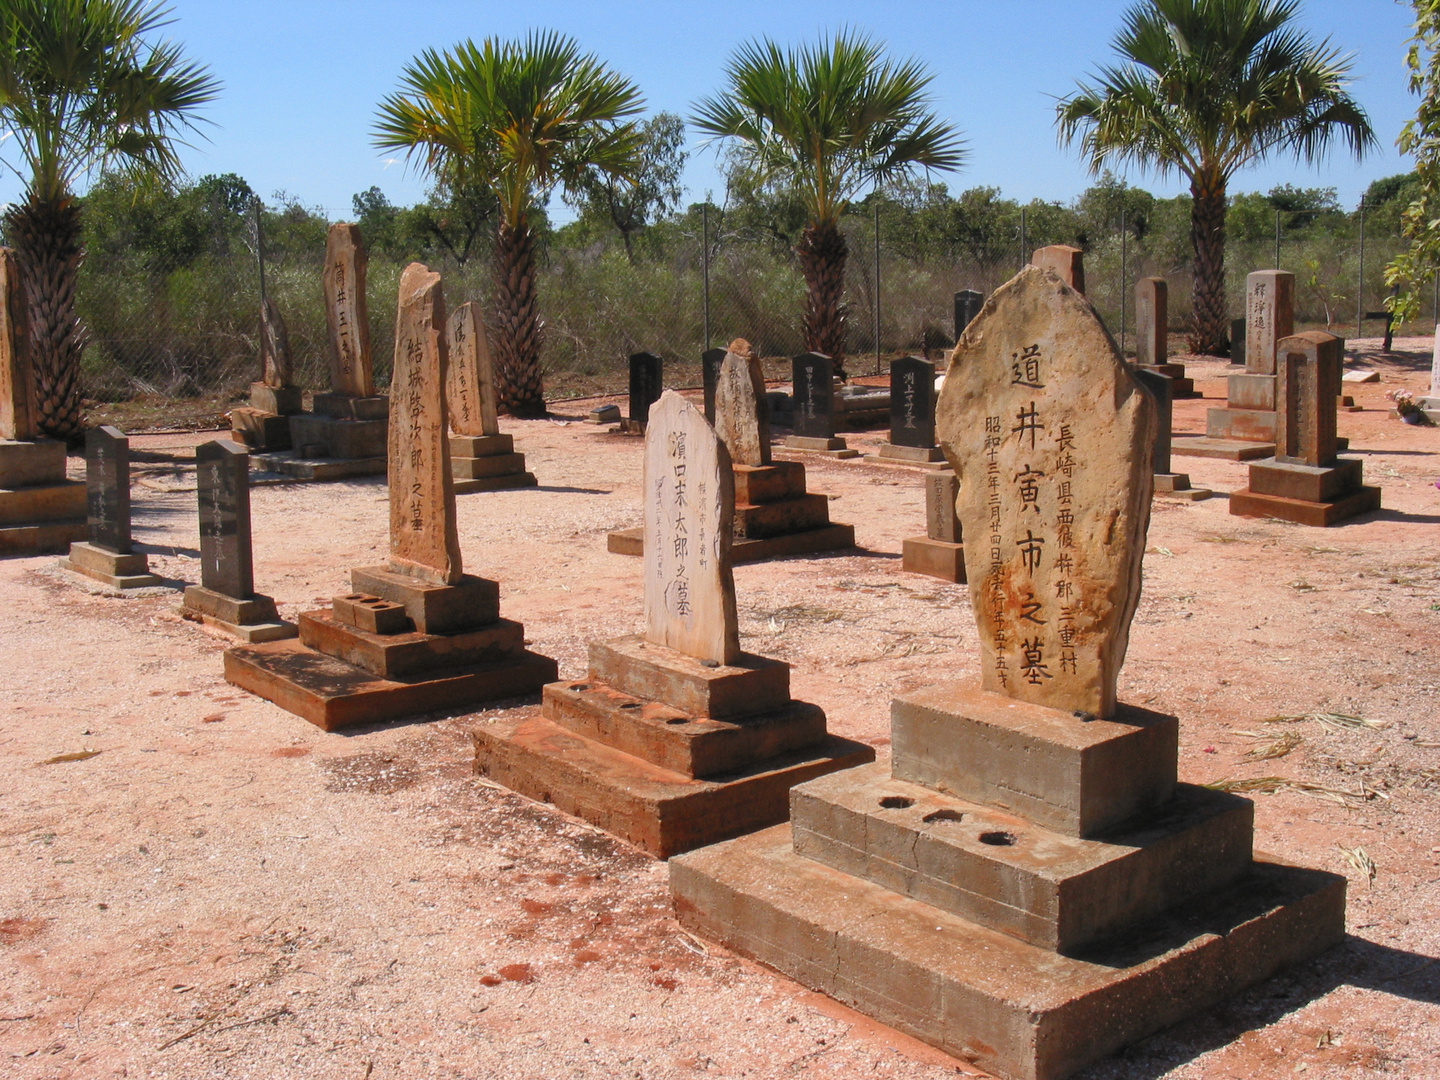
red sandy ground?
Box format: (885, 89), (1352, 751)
(0, 337), (1437, 1080)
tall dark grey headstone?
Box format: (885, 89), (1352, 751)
(889, 357), (936, 448)
(954, 290), (984, 339)
(86, 425), (131, 554)
(790, 353), (835, 439)
(1132, 368), (1174, 477)
(702, 347), (726, 422)
(1229, 318), (1246, 366)
(629, 352), (664, 424)
(196, 439), (253, 601)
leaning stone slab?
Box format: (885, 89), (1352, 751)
(713, 339), (771, 467)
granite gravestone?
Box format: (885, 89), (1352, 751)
(888, 357), (936, 448)
(713, 339), (771, 467)
(790, 353), (835, 440)
(629, 352), (664, 425)
(324, 224), (375, 397)
(643, 391), (740, 665)
(902, 467), (966, 582)
(388, 263), (462, 584)
(1230, 318), (1247, 366)
(86, 425), (131, 553)
(197, 439), (253, 601)
(953, 290), (984, 340)
(702, 347), (727, 422)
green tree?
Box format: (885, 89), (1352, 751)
(1389, 2), (1440, 319)
(693, 31), (964, 376)
(1057, 0), (1375, 355)
(374, 30), (644, 416)
(0, 0), (218, 439)
(564, 112), (687, 262)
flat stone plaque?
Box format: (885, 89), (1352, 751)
(196, 439), (253, 601)
(86, 425), (130, 554)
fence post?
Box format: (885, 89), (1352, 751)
(1274, 208), (1281, 269)
(1120, 210), (1128, 358)
(1019, 207), (1027, 271)
(874, 199), (881, 376)
(702, 202), (711, 351)
(1356, 196), (1366, 337)
(253, 196), (267, 304)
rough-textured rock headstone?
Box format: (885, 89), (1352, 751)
(197, 439), (253, 600)
(1135, 278), (1167, 366)
(937, 264), (1156, 719)
(953, 290), (983, 340)
(446, 301), (499, 438)
(889, 356), (936, 448)
(1031, 245), (1085, 294)
(702, 347), (727, 422)
(790, 353), (835, 440)
(0, 248), (34, 442)
(260, 297), (293, 389)
(324, 223), (374, 397)
(1275, 332), (1340, 466)
(1245, 270), (1294, 375)
(389, 263), (461, 585)
(86, 425), (131, 554)
(713, 339), (771, 466)
(642, 390), (739, 665)
(629, 352), (664, 424)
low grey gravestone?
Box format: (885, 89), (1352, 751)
(790, 353), (835, 440)
(629, 352), (664, 424)
(889, 356), (937, 449)
(86, 425), (131, 554)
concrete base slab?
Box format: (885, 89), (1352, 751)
(453, 471), (538, 493)
(57, 542), (161, 589)
(472, 713), (874, 859)
(182, 584), (279, 626)
(0, 439), (68, 487)
(0, 519), (88, 556)
(871, 443), (947, 463)
(250, 451), (387, 482)
(901, 535), (966, 583)
(1153, 474), (1214, 501)
(1229, 485), (1382, 527)
(606, 523), (856, 563)
(670, 826), (1345, 1080)
(589, 636), (790, 720)
(781, 435), (859, 459)
(1171, 437), (1275, 461)
(230, 407), (293, 452)
(0, 479), (86, 526)
(298, 608), (526, 680)
(864, 455), (951, 471)
(350, 566), (499, 634)
(224, 636), (557, 731)
(184, 610), (298, 644)
(1156, 486), (1215, 501)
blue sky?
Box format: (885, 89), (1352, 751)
(0, 0), (1419, 218)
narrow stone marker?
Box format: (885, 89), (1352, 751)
(223, 262), (556, 729)
(701, 347), (727, 422)
(323, 223), (375, 398)
(1131, 277), (1198, 399)
(1132, 369), (1211, 501)
(476, 389), (871, 858)
(870, 356), (945, 467)
(953, 289), (983, 339)
(230, 298), (303, 452)
(179, 439), (293, 641)
(783, 353), (856, 457)
(901, 469), (965, 583)
(58, 425), (162, 589)
(712, 339), (771, 467)
(1031, 244), (1084, 293)
(671, 262), (1345, 1080)
(446, 301), (537, 492)
(623, 351), (663, 434)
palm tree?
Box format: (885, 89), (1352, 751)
(1056, 0), (1375, 356)
(374, 31), (643, 417)
(0, 0), (218, 441)
(693, 32), (964, 376)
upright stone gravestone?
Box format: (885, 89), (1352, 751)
(0, 247), (86, 555)
(901, 469), (965, 582)
(1230, 317), (1247, 365)
(1231, 331), (1380, 526)
(323, 223), (375, 399)
(58, 426), (161, 588)
(672, 264), (1346, 1080)
(713, 339), (771, 467)
(1132, 277), (1198, 399)
(1032, 244), (1084, 293)
(1197, 269), (1295, 455)
(445, 301), (536, 492)
(871, 356), (945, 466)
(179, 439), (293, 641)
(783, 353), (856, 456)
(702, 347), (727, 422)
(624, 351), (664, 433)
(1132, 369), (1211, 501)
(953, 289), (984, 340)
(223, 263), (556, 730)
(230, 298), (303, 452)
(477, 390), (871, 857)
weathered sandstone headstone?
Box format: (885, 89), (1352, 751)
(87, 425), (131, 554)
(1135, 277), (1167, 366)
(926, 470), (961, 543)
(324, 223), (374, 397)
(629, 352), (663, 424)
(713, 339), (770, 466)
(953, 290), (983, 340)
(1245, 270), (1294, 375)
(643, 391), (739, 666)
(790, 353), (835, 440)
(446, 301), (499, 438)
(889, 356), (936, 448)
(197, 439), (253, 601)
(388, 263), (461, 585)
(0, 248), (34, 441)
(1031, 245), (1085, 294)
(260, 297), (293, 389)
(1276, 332), (1340, 466)
(937, 264), (1156, 718)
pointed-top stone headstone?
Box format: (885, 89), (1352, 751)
(324, 223), (375, 397)
(713, 338), (770, 466)
(388, 263), (462, 586)
(446, 301), (500, 438)
(86, 425), (131, 554)
(196, 439), (254, 601)
(0, 247), (35, 441)
(954, 290), (984, 340)
(1031, 245), (1085, 294)
(643, 390), (739, 666)
(260, 297), (293, 389)
(702, 347), (727, 422)
(937, 264), (1156, 719)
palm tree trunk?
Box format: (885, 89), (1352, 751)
(1188, 178), (1229, 356)
(5, 196), (86, 442)
(795, 218), (849, 377)
(490, 217), (547, 418)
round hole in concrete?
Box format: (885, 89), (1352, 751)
(665, 717), (689, 726)
(344, 593), (364, 600)
(878, 796), (914, 810)
(619, 702), (642, 710)
(979, 831), (1017, 846)
(568, 684), (590, 692)
(922, 809), (965, 825)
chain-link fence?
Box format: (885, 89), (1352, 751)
(73, 201), (1420, 428)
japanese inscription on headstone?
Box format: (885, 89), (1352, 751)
(642, 391), (739, 666)
(196, 439), (253, 601)
(791, 353), (835, 440)
(446, 301), (499, 438)
(1134, 278), (1167, 367)
(889, 356), (936, 448)
(937, 265), (1156, 719)
(629, 352), (663, 424)
(1275, 332), (1341, 467)
(0, 247), (34, 441)
(702, 347), (727, 422)
(86, 425), (131, 554)
(954, 290), (984, 340)
(1245, 270), (1294, 375)
(260, 297), (293, 389)
(713, 338), (771, 466)
(925, 470), (961, 544)
(324, 223), (375, 397)
(389, 263), (462, 586)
